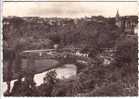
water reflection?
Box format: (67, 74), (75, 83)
(3, 64), (77, 93)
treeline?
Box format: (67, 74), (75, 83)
(3, 16), (120, 50)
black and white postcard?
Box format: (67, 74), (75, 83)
(1, 0), (138, 97)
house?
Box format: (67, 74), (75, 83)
(115, 10), (138, 34)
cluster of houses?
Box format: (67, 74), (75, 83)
(75, 50), (89, 57)
(3, 11), (138, 36)
(115, 10), (138, 34)
(2, 15), (108, 29)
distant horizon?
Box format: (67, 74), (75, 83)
(3, 14), (138, 19)
(3, 2), (137, 18)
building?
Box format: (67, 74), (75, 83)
(115, 10), (122, 28)
(115, 10), (138, 34)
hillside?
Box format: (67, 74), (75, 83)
(3, 16), (138, 96)
(3, 16), (120, 50)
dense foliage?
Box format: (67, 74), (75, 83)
(3, 16), (138, 96)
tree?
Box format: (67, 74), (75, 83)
(115, 35), (137, 67)
(38, 70), (58, 96)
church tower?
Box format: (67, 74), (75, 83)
(115, 10), (121, 28)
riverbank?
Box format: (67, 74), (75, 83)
(3, 64), (77, 93)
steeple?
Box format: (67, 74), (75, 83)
(115, 9), (121, 28)
(116, 9), (120, 18)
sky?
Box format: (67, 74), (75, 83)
(3, 1), (138, 18)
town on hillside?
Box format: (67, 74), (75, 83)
(3, 10), (138, 96)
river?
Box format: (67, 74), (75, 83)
(3, 64), (77, 93)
